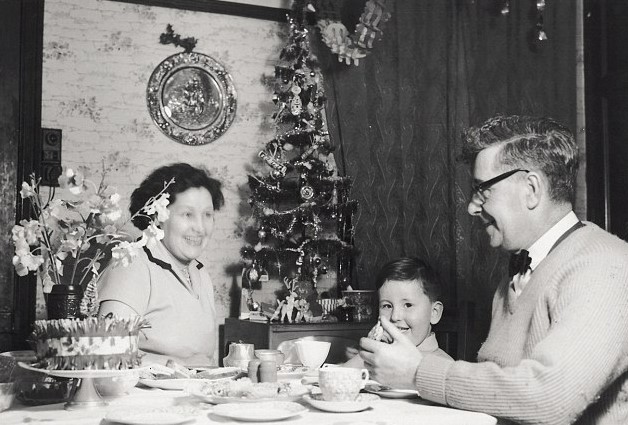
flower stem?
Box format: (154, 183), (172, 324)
(31, 176), (62, 289)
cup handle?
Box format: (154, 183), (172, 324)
(360, 368), (370, 388)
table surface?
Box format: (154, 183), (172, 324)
(1, 383), (497, 425)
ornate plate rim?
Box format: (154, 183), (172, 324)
(146, 51), (237, 145)
(211, 401), (307, 421)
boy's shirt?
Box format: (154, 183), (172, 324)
(418, 333), (453, 360)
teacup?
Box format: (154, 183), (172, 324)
(318, 365), (369, 401)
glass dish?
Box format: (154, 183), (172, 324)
(15, 376), (76, 406)
(0, 382), (16, 412)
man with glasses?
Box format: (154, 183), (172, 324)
(360, 115), (628, 424)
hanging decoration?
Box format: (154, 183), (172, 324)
(535, 0), (547, 41)
(310, 0), (393, 66)
(499, 0), (548, 42)
(147, 25), (237, 145)
(500, 1), (509, 15)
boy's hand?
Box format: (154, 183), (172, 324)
(358, 316), (423, 389)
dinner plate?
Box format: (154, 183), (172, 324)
(303, 393), (380, 413)
(277, 364), (309, 380)
(138, 378), (200, 391)
(105, 405), (201, 425)
(138, 367), (241, 390)
(187, 385), (309, 404)
(364, 383), (419, 399)
(211, 401), (306, 422)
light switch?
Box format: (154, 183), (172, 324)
(41, 128), (62, 186)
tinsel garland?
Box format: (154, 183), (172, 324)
(251, 200), (358, 223)
(241, 238), (354, 266)
(248, 175), (353, 204)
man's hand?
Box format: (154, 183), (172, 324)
(359, 316), (423, 389)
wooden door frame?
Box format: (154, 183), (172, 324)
(0, 0), (44, 351)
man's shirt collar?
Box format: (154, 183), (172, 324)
(526, 211), (579, 271)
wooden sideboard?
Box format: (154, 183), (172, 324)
(220, 315), (458, 364)
(221, 318), (374, 365)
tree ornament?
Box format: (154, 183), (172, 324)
(291, 94), (303, 115)
(500, 1), (509, 15)
(246, 265), (260, 285)
(259, 150), (287, 177)
(300, 185), (315, 201)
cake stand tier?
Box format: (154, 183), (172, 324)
(18, 362), (144, 410)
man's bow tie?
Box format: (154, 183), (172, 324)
(509, 249), (532, 278)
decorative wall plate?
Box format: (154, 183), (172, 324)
(147, 52), (237, 145)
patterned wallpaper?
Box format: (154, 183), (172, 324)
(38, 0), (321, 324)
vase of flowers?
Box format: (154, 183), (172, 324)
(12, 165), (172, 318)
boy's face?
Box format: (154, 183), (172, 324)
(378, 279), (443, 346)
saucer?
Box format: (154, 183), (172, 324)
(303, 393), (380, 413)
(364, 383), (418, 399)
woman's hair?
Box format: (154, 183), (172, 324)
(375, 257), (442, 303)
(461, 114), (578, 204)
(130, 163), (225, 230)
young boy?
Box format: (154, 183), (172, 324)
(345, 257), (452, 367)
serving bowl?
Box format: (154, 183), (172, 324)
(254, 349), (285, 365)
(294, 340), (331, 369)
(14, 377), (76, 406)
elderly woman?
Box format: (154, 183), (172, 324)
(98, 163), (224, 367)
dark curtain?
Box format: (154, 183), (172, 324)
(321, 0), (577, 359)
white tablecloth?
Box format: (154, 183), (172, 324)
(1, 385), (497, 425)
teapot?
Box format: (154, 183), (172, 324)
(223, 342), (255, 369)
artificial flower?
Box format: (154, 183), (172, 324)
(12, 166), (173, 314)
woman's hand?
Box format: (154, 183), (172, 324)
(358, 316), (423, 389)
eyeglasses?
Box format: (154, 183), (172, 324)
(470, 168), (529, 204)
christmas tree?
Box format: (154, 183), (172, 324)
(240, 5), (357, 323)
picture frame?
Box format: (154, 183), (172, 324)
(111, 0), (292, 22)
(146, 52), (237, 145)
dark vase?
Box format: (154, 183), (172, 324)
(46, 285), (82, 320)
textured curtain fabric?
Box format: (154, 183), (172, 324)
(320, 0), (577, 359)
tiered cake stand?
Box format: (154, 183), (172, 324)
(18, 362), (143, 410)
